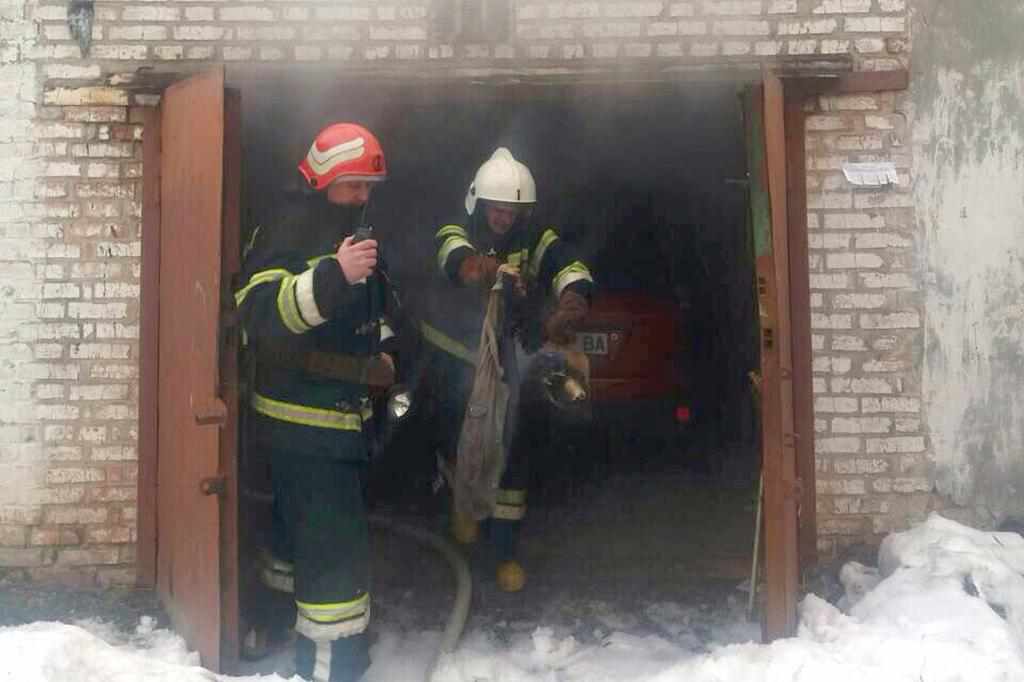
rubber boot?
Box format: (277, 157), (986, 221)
(491, 519), (526, 592)
(259, 547), (296, 594)
(243, 549), (297, 661)
(496, 560), (526, 592)
(242, 626), (269, 661)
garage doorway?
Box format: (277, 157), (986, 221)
(135, 65), (892, 673)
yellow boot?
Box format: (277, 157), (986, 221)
(496, 560), (526, 592)
(451, 510), (479, 545)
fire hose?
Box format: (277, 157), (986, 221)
(369, 389), (473, 677)
(366, 514), (472, 680)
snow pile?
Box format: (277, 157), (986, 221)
(0, 616), (298, 682)
(3, 514), (1024, 682)
(373, 513), (1024, 682)
(74, 615), (202, 668)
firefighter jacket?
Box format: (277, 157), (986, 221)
(235, 198), (396, 461)
(420, 211), (594, 363)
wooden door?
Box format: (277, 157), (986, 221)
(748, 72), (801, 639)
(155, 67), (240, 671)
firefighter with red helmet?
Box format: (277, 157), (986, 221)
(235, 123), (394, 682)
(420, 148), (594, 592)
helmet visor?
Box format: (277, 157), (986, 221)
(329, 174), (386, 185)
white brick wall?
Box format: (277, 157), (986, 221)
(0, 0), (145, 583)
(0, 0), (55, 576)
(804, 86), (941, 558)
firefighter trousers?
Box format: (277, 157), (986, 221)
(269, 450), (372, 682)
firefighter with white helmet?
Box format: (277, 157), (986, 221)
(235, 122), (396, 681)
(421, 147), (594, 592)
(463, 146), (537, 213)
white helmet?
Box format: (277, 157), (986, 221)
(464, 147), (537, 215)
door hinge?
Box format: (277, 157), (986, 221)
(200, 476), (227, 497)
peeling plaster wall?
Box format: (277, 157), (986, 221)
(914, 1), (1024, 525)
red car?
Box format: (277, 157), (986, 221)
(552, 290), (696, 482)
(577, 291), (692, 422)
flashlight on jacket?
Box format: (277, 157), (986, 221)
(370, 384), (413, 461)
(385, 384), (412, 422)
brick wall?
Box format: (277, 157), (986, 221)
(28, 0), (910, 72)
(517, 0), (906, 65)
(0, 0), (48, 577)
(803, 91), (935, 559)
(0, 0), (915, 583)
(0, 0), (144, 582)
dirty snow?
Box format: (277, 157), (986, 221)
(3, 514), (1024, 682)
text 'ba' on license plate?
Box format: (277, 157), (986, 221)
(577, 332), (609, 355)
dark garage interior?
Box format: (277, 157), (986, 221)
(234, 76), (766, 666)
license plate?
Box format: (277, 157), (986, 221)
(576, 332), (609, 356)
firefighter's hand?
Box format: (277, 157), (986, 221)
(497, 263), (527, 297)
(544, 290), (588, 345)
(458, 254), (500, 288)
(336, 236), (378, 283)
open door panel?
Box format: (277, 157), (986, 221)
(155, 66), (239, 671)
(747, 72), (801, 640)
(760, 70), (801, 639)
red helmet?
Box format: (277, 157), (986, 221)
(297, 122), (386, 190)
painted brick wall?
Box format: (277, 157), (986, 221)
(803, 91), (935, 559)
(0, 0), (915, 583)
(0, 0), (144, 582)
(27, 0), (910, 71)
(0, 0), (50, 577)
(517, 0), (906, 65)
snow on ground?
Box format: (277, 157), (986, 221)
(0, 617), (297, 681)
(3, 513), (1024, 682)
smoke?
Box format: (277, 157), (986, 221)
(241, 77), (761, 458)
